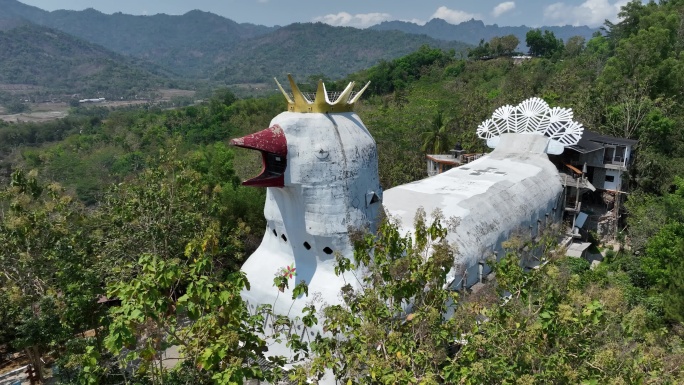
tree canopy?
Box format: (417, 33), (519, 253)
(526, 29), (564, 58)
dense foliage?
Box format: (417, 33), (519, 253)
(467, 34), (521, 59)
(289, 215), (684, 384)
(526, 29), (565, 58)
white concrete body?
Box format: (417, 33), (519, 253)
(241, 111), (382, 358)
(231, 93), (592, 385)
(239, 111), (568, 382)
(383, 133), (563, 288)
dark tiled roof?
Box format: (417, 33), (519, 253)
(568, 130), (638, 153)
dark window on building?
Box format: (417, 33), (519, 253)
(614, 146), (626, 163)
(303, 242), (311, 250)
(604, 147), (615, 164)
(323, 247), (333, 255)
(281, 234), (288, 242)
(272, 229), (277, 236)
(605, 175), (615, 183)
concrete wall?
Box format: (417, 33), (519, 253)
(592, 167), (607, 190)
(604, 168), (621, 191)
(383, 133), (564, 289)
(238, 111), (383, 359)
(237, 124), (565, 366)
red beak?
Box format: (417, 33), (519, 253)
(230, 125), (287, 187)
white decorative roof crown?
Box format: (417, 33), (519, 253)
(476, 97), (584, 155)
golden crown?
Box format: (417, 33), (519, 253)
(275, 74), (370, 113)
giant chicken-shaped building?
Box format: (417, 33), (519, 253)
(230, 76), (584, 363)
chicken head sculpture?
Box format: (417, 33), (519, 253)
(230, 75), (381, 358)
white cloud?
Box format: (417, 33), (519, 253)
(492, 2), (516, 18)
(312, 12), (392, 28)
(543, 0), (629, 27)
(430, 6), (478, 24)
(400, 18), (427, 26)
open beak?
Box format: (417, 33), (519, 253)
(230, 125), (287, 187)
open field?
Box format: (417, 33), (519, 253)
(157, 88), (196, 99)
(0, 84), (43, 93)
(0, 108), (69, 123)
(0, 89), (197, 123)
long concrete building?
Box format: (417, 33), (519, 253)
(230, 79), (585, 377)
(384, 132), (564, 288)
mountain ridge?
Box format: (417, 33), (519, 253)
(0, 0), (278, 77)
(0, 0), (598, 89)
(370, 18), (598, 48)
(0, 0), (473, 82)
(211, 22), (469, 84)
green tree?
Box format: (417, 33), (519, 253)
(74, 147), (275, 383)
(467, 39), (491, 59)
(663, 239), (684, 323)
(99, 223), (282, 385)
(4, 100), (30, 114)
(526, 29), (564, 58)
(420, 111), (452, 154)
(0, 170), (104, 381)
(300, 209), (459, 384)
(490, 34), (520, 57)
(94, 146), (252, 280)
(297, 211), (684, 383)
(564, 35), (586, 58)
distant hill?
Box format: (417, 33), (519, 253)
(0, 0), (471, 82)
(0, 0), (277, 77)
(212, 22), (470, 84)
(0, 17), (28, 31)
(371, 18), (598, 49)
(0, 0), (45, 21)
(0, 23), (167, 98)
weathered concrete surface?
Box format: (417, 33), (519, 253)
(235, 120), (566, 385)
(383, 133), (564, 288)
(237, 111), (383, 360)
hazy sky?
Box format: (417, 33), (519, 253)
(19, 0), (632, 28)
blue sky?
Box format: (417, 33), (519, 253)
(19, 0), (632, 28)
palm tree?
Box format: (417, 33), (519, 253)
(421, 111), (452, 154)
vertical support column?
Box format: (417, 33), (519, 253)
(462, 270), (468, 291)
(478, 261), (484, 283)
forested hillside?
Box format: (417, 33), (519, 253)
(0, 0), (469, 81)
(0, 24), (168, 99)
(0, 0), (276, 77)
(1, 0), (684, 384)
(212, 23), (469, 84)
